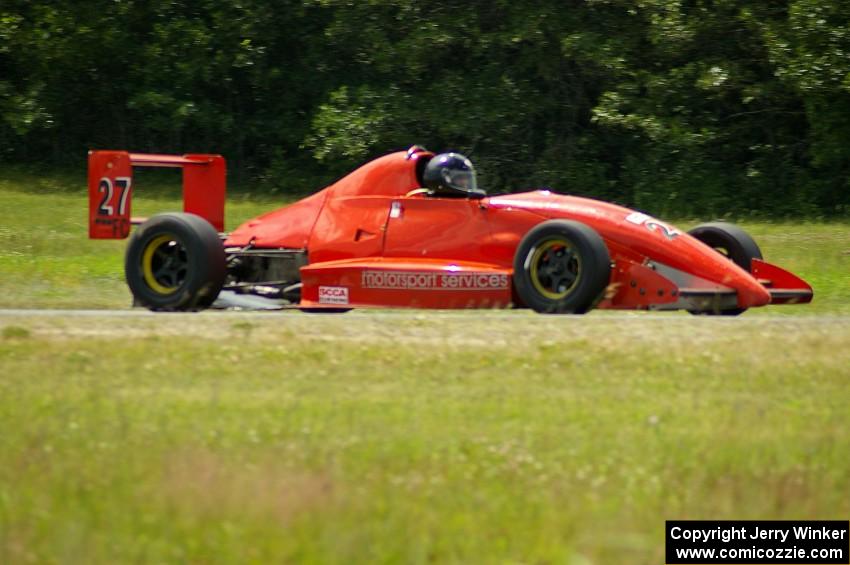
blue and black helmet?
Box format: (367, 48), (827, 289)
(423, 153), (484, 197)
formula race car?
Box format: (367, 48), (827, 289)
(87, 146), (812, 314)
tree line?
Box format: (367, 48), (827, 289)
(1, 0), (848, 216)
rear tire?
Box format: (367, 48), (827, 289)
(125, 213), (226, 311)
(687, 222), (763, 316)
(513, 220), (611, 314)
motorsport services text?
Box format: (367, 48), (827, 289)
(666, 520), (849, 564)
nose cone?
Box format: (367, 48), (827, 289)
(658, 231), (771, 309)
(724, 269), (771, 308)
(738, 278), (771, 308)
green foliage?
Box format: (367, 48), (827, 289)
(305, 86), (390, 164)
(0, 1), (849, 215)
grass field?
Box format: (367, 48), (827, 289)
(1, 169), (850, 563)
(2, 312), (850, 563)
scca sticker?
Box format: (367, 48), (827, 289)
(625, 212), (680, 240)
(318, 286), (349, 304)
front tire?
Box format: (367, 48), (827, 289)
(125, 213), (226, 311)
(687, 222), (763, 316)
(513, 220), (611, 314)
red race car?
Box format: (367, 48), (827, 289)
(88, 146), (812, 314)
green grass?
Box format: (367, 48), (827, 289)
(1, 313), (849, 563)
(1, 169), (849, 563)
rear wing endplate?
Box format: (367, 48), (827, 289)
(88, 151), (226, 239)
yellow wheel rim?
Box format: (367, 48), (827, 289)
(141, 234), (184, 295)
(528, 238), (581, 300)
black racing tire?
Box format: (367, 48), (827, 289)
(687, 222), (763, 271)
(513, 220), (611, 314)
(125, 213), (226, 311)
(687, 222), (763, 316)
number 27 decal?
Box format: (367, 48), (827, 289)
(97, 176), (131, 215)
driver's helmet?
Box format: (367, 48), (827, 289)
(422, 153), (484, 197)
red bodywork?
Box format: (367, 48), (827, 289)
(89, 148), (812, 311)
(224, 149), (811, 311)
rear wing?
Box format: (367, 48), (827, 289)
(88, 150), (226, 239)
